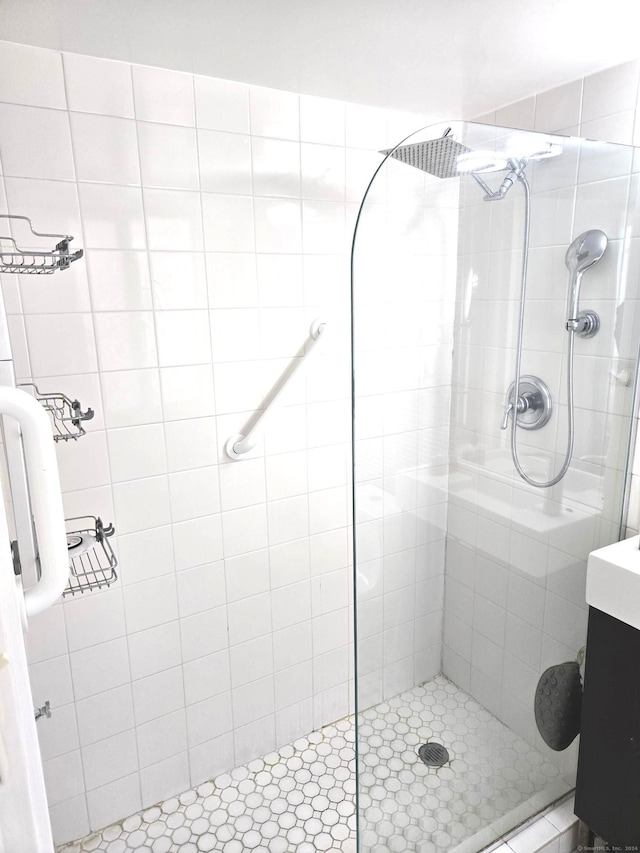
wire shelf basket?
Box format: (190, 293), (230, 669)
(0, 214), (83, 275)
(63, 516), (118, 597)
(19, 383), (94, 442)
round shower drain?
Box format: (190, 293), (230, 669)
(417, 742), (450, 767)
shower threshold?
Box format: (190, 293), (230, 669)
(58, 676), (569, 853)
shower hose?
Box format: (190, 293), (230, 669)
(510, 172), (575, 488)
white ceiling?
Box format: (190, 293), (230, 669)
(2, 0), (639, 119)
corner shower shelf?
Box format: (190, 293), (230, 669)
(0, 214), (83, 275)
(63, 516), (118, 597)
(19, 383), (94, 442)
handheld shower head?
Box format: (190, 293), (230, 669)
(565, 229), (608, 328)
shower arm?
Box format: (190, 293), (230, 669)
(472, 158), (527, 201)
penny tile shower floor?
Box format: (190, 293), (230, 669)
(60, 675), (566, 853)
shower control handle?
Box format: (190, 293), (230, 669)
(500, 376), (553, 431)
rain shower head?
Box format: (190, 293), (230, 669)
(380, 134), (473, 179)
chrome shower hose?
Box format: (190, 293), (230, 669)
(510, 173), (575, 488)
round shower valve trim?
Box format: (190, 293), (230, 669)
(500, 375), (553, 431)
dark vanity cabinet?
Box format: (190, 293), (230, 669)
(575, 606), (640, 846)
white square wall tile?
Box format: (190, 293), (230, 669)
(229, 635), (274, 687)
(172, 514), (223, 570)
(132, 64), (195, 126)
(300, 95), (345, 146)
(195, 75), (250, 133)
(0, 104), (74, 181)
(227, 592), (272, 645)
(219, 457), (266, 511)
(149, 251), (207, 309)
(64, 53), (135, 117)
(70, 637), (131, 700)
(256, 254), (303, 307)
(156, 310), (211, 366)
(43, 751), (85, 807)
(268, 495), (309, 545)
(176, 561), (226, 617)
(272, 621), (313, 671)
(140, 752), (190, 810)
(206, 253), (258, 308)
(107, 423), (166, 482)
(78, 183), (146, 250)
(136, 709), (188, 768)
(87, 250), (152, 311)
(37, 703), (79, 761)
(254, 197), (302, 253)
(165, 416), (217, 472)
(112, 475), (171, 535)
(234, 715), (276, 767)
(25, 314), (97, 377)
(271, 580), (311, 631)
(70, 113), (140, 185)
(221, 504), (269, 557)
(582, 59), (640, 123)
(49, 794), (90, 847)
(138, 122), (199, 190)
(75, 684), (135, 747)
(183, 650), (231, 705)
(302, 200), (346, 254)
(274, 661), (313, 710)
(180, 606), (228, 662)
(160, 364), (216, 421)
(143, 188), (204, 251)
(82, 728), (138, 791)
(252, 137), (301, 198)
(86, 772), (141, 834)
(132, 665), (185, 725)
(198, 129), (252, 194)
(186, 693), (233, 746)
(232, 675), (275, 727)
(63, 587), (126, 652)
(224, 548), (270, 602)
(250, 87), (299, 140)
(29, 654), (74, 709)
(189, 732), (234, 786)
(101, 368), (163, 428)
(123, 574), (179, 634)
(94, 311), (157, 371)
(26, 605), (68, 665)
(270, 537), (310, 588)
(301, 143), (345, 201)
(169, 466), (221, 522)
(0, 42), (66, 109)
(128, 621), (182, 680)
(210, 308), (261, 363)
(265, 450), (308, 501)
(202, 193), (255, 252)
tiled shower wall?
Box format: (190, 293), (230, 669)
(442, 59), (640, 779)
(0, 40), (430, 845)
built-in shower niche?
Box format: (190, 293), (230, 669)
(352, 120), (640, 851)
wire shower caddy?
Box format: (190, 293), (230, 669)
(0, 214), (83, 275)
(18, 383), (94, 442)
(64, 516), (118, 597)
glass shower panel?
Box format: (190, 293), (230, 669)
(352, 121), (640, 852)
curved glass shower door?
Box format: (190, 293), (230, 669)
(351, 120), (640, 851)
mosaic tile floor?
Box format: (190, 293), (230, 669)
(60, 675), (567, 853)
